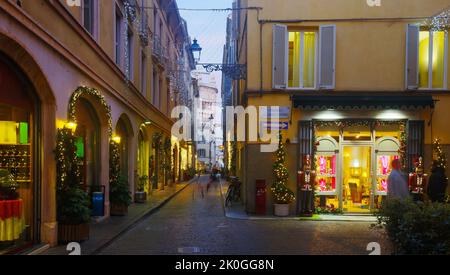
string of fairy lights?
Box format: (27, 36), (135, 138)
(271, 133), (295, 204)
(429, 7), (450, 32)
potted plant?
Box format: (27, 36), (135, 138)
(135, 175), (148, 203)
(55, 129), (90, 243)
(271, 133), (295, 217)
(110, 175), (132, 216)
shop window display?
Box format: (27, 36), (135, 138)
(0, 105), (33, 253)
(314, 133), (339, 212)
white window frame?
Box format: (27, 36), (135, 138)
(287, 31), (319, 90)
(418, 30), (448, 90)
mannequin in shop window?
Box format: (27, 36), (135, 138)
(387, 159), (409, 200)
(298, 155), (316, 217)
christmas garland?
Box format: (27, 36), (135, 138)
(433, 138), (448, 170)
(271, 133), (296, 204)
(312, 120), (408, 168)
(427, 8), (450, 32)
(163, 137), (172, 180)
(68, 86), (113, 138)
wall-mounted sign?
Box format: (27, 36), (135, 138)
(261, 121), (289, 130)
(260, 107), (290, 119)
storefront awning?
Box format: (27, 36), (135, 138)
(293, 94), (435, 110)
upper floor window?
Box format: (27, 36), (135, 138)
(273, 25), (335, 90)
(198, 149), (206, 158)
(126, 29), (134, 80)
(82, 0), (96, 37)
(115, 7), (123, 65)
(419, 30), (447, 89)
(141, 51), (147, 95)
(406, 25), (448, 90)
(288, 31), (317, 89)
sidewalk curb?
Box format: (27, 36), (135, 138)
(88, 180), (194, 255)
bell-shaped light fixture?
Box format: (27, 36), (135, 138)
(190, 38), (202, 63)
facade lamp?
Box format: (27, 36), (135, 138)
(65, 122), (78, 133)
(112, 135), (122, 144)
(190, 38), (202, 63)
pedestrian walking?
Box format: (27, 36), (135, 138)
(207, 166), (220, 192)
(427, 161), (448, 203)
(387, 159), (409, 200)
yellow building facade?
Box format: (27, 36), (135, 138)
(230, 0), (450, 215)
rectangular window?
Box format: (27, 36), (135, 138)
(127, 29), (134, 80)
(288, 31), (317, 89)
(152, 69), (158, 106)
(83, 0), (94, 35)
(418, 30), (448, 89)
(115, 8), (123, 65)
(141, 51), (147, 95)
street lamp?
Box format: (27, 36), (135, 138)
(190, 38), (202, 63)
(190, 39), (246, 80)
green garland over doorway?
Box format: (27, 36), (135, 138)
(67, 86), (113, 138)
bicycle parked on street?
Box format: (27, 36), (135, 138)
(225, 177), (241, 207)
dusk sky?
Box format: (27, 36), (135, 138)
(177, 0), (233, 64)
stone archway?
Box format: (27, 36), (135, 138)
(0, 33), (57, 246)
(68, 87), (113, 137)
(67, 86), (114, 217)
(115, 114), (135, 182)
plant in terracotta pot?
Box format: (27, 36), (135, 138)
(135, 175), (148, 203)
(55, 128), (90, 243)
(271, 133), (295, 217)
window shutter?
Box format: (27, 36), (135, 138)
(298, 120), (314, 214)
(298, 121), (314, 169)
(319, 25), (336, 90)
(406, 24), (420, 90)
(272, 24), (288, 89)
(407, 120), (425, 172)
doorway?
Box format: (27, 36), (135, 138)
(342, 146), (372, 213)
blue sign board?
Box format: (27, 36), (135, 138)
(261, 121), (289, 130)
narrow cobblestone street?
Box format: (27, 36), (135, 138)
(99, 176), (391, 255)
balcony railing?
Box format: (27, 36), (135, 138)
(139, 9), (149, 46)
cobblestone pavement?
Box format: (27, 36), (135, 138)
(99, 176), (392, 255)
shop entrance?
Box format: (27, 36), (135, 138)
(313, 120), (402, 214)
(342, 146), (372, 213)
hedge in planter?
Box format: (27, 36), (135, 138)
(55, 128), (90, 243)
(376, 198), (450, 255)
